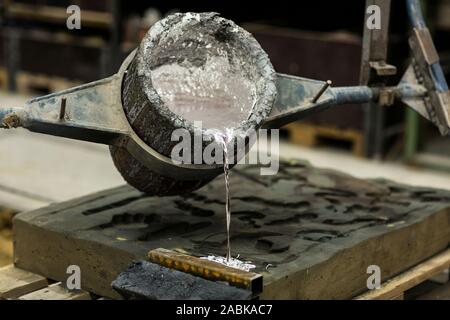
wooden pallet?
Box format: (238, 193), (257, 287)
(284, 122), (364, 157)
(0, 229), (12, 268)
(0, 68), (8, 90)
(356, 248), (450, 300)
(1, 249), (450, 300)
(0, 207), (14, 230)
(16, 72), (82, 94)
(0, 265), (92, 300)
(0, 208), (14, 267)
(7, 3), (113, 29)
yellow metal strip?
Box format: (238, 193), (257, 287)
(148, 248), (263, 294)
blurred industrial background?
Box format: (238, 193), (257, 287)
(0, 0), (450, 268)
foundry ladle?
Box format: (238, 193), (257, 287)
(0, 1), (448, 196)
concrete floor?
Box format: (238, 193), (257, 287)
(1, 90), (450, 212)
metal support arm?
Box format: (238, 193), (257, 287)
(262, 74), (426, 129)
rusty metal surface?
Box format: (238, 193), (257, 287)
(148, 248), (262, 293)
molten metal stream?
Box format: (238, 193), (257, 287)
(210, 129), (233, 262)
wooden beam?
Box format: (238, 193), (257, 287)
(17, 283), (91, 300)
(0, 265), (48, 299)
(356, 248), (450, 300)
